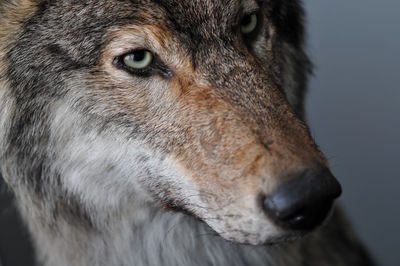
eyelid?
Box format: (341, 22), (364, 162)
(246, 7), (260, 15)
(241, 2), (261, 17)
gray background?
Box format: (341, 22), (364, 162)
(0, 1), (399, 266)
(305, 0), (400, 265)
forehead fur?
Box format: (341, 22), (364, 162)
(1, 0), (307, 113)
(0, 0), (304, 45)
(0, 0), (306, 75)
(153, 0), (241, 36)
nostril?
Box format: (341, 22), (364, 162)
(262, 167), (342, 231)
(277, 199), (334, 230)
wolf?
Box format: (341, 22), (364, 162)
(0, 0), (374, 265)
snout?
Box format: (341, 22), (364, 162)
(262, 167), (342, 231)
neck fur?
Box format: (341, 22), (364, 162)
(15, 191), (302, 266)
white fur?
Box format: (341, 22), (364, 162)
(16, 92), (304, 266)
(45, 80), (288, 245)
(0, 81), (14, 164)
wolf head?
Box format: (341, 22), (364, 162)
(0, 0), (341, 245)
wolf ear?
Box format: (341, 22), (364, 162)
(0, 0), (42, 30)
(0, 0), (42, 69)
(0, 0), (42, 12)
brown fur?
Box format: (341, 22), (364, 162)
(0, 1), (374, 265)
(0, 0), (39, 76)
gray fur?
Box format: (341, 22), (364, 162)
(0, 0), (373, 265)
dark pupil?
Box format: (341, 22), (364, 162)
(242, 15), (252, 26)
(131, 51), (145, 61)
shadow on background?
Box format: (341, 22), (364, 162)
(305, 1), (400, 265)
(0, 175), (35, 266)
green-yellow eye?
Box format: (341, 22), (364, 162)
(241, 13), (258, 35)
(123, 50), (153, 69)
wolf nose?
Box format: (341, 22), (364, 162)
(262, 167), (342, 231)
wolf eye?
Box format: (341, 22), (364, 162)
(115, 50), (173, 78)
(122, 50), (153, 69)
(241, 13), (258, 35)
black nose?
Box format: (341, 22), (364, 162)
(262, 167), (342, 231)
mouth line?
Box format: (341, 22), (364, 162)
(262, 231), (307, 245)
(153, 190), (335, 246)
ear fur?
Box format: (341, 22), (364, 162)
(0, 0), (42, 75)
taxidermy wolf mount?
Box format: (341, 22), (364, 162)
(0, 0), (373, 265)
